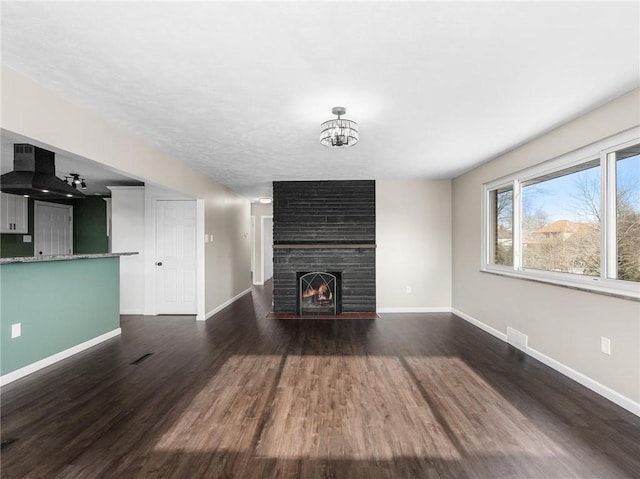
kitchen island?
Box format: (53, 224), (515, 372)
(0, 252), (137, 384)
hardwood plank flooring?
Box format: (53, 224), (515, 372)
(2, 283), (639, 478)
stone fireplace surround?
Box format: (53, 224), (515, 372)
(272, 180), (376, 314)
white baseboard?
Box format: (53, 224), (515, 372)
(377, 307), (452, 314)
(202, 287), (252, 321)
(451, 308), (508, 341)
(0, 328), (122, 387)
(451, 308), (639, 417)
(524, 344), (640, 417)
(120, 309), (145, 315)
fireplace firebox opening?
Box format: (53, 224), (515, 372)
(297, 271), (342, 315)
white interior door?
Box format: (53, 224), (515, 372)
(156, 200), (197, 314)
(34, 201), (73, 256)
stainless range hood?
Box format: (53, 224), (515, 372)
(0, 144), (85, 199)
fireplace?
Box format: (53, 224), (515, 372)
(272, 180), (376, 314)
(297, 272), (341, 315)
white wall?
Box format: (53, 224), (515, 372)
(376, 180), (452, 311)
(203, 191), (251, 317)
(452, 88), (640, 410)
(1, 65), (252, 315)
(109, 186), (145, 314)
(109, 184), (206, 318)
(262, 216), (273, 281)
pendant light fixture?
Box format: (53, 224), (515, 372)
(65, 173), (87, 190)
(320, 107), (359, 148)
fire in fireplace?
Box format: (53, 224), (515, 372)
(298, 272), (341, 315)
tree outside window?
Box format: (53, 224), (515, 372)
(491, 187), (513, 266)
(616, 145), (640, 282)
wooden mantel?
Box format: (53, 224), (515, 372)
(273, 244), (376, 250)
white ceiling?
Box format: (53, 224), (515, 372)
(2, 1), (639, 200)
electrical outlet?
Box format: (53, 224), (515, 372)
(11, 323), (21, 339)
(406, 286), (412, 294)
(601, 337), (611, 355)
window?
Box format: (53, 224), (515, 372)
(489, 187), (513, 266)
(521, 160), (600, 276)
(483, 129), (640, 299)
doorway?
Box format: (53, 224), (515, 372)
(262, 216), (273, 282)
(34, 201), (73, 256)
(251, 216), (255, 281)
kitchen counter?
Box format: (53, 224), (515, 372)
(0, 252), (137, 264)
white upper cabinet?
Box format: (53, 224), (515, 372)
(1, 193), (28, 234)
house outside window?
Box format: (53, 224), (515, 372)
(521, 160), (600, 276)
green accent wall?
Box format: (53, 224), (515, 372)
(1, 197), (109, 258)
(74, 197), (109, 254)
(0, 257), (120, 376)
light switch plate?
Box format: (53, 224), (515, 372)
(23, 235), (32, 243)
(601, 337), (611, 355)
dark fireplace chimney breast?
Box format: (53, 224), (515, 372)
(272, 180), (376, 315)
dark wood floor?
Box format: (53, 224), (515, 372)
(2, 283), (639, 478)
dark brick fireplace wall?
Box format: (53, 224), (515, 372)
(272, 180), (376, 313)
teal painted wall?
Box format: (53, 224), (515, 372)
(0, 257), (120, 376)
(1, 197), (109, 258)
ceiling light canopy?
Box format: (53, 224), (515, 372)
(320, 107), (358, 148)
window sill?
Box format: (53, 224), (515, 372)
(481, 267), (640, 302)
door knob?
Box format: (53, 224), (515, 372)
(156, 262), (163, 266)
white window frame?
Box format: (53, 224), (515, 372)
(482, 127), (640, 300)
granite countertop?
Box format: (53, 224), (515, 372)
(0, 252), (139, 264)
